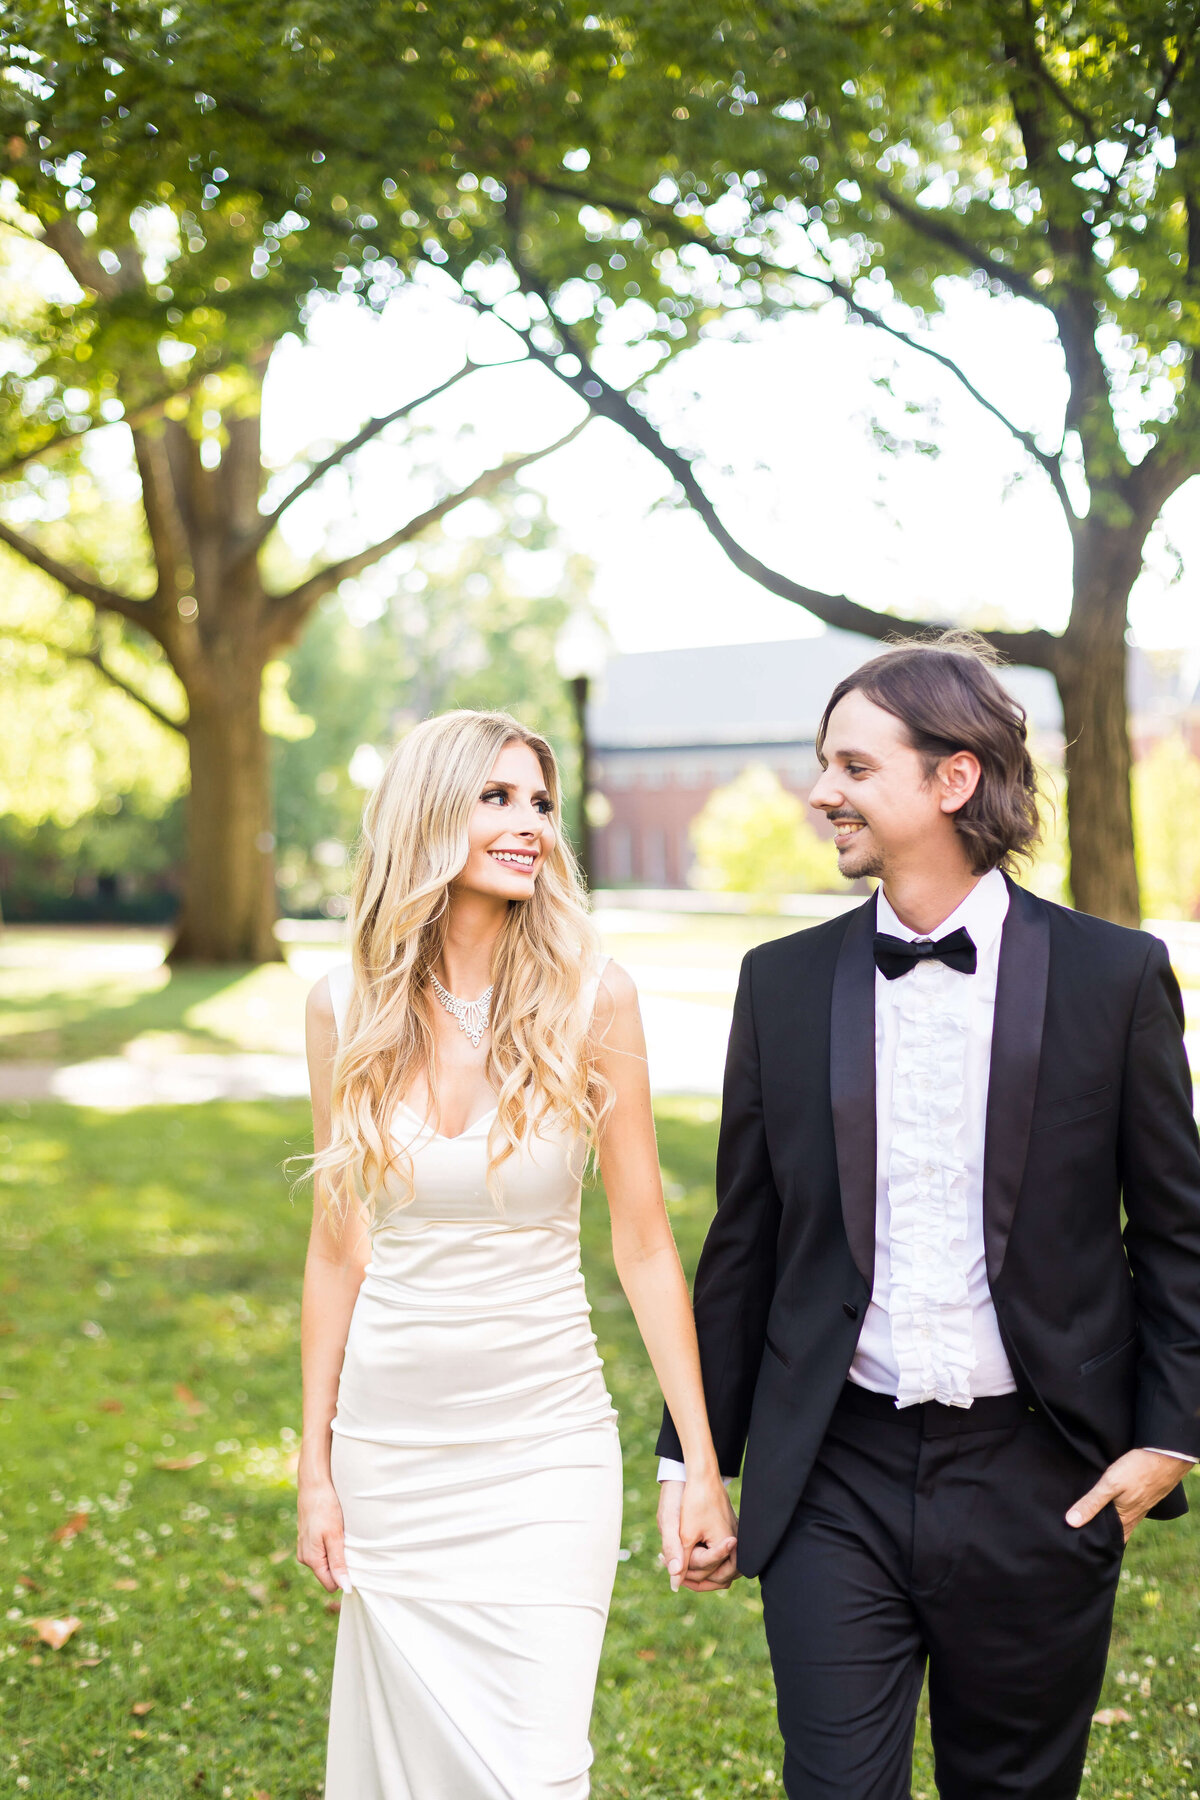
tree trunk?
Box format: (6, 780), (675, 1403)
(1054, 520), (1145, 928)
(570, 672), (593, 889)
(169, 667), (282, 963)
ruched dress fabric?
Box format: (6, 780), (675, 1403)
(323, 961), (622, 1800)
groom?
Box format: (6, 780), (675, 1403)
(657, 636), (1200, 1799)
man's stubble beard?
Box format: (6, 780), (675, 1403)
(837, 842), (885, 883)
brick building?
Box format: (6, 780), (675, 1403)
(587, 632), (1068, 891)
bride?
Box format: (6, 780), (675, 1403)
(296, 709), (735, 1798)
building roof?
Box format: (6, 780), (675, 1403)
(588, 631), (1065, 751)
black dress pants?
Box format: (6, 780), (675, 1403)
(759, 1383), (1125, 1800)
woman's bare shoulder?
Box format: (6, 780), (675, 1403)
(307, 973), (336, 1034)
(598, 957), (639, 1008)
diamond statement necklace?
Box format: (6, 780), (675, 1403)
(429, 971), (494, 1050)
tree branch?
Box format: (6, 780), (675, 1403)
(0, 626), (186, 735)
(471, 262), (1060, 672)
(869, 183), (1043, 304)
(0, 518), (161, 634)
(247, 358), (516, 554)
(782, 266), (1078, 524)
(131, 426), (189, 597)
(268, 419), (589, 633)
(79, 639), (187, 734)
(38, 215), (143, 300)
(525, 171), (1075, 518)
(1123, 31), (1192, 150)
(1003, 9), (1102, 153)
(0, 381), (208, 485)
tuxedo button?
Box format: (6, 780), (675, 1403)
(842, 1302), (859, 1320)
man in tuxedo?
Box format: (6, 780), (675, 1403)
(657, 636), (1200, 1799)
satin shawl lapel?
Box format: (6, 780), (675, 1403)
(983, 878), (1050, 1286)
(830, 892), (878, 1289)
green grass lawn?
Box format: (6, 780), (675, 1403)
(0, 930), (313, 1065)
(2, 1099), (1199, 1799)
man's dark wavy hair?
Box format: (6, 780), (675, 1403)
(815, 631), (1043, 875)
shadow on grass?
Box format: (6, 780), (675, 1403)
(0, 961), (264, 1064)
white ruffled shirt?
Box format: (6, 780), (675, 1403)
(851, 867), (1014, 1405)
(660, 868), (1193, 1480)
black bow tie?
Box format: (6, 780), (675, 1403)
(873, 926), (978, 981)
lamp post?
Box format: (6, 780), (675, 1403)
(555, 615), (609, 891)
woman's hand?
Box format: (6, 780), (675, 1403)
(297, 1476), (352, 1594)
(660, 1471), (739, 1593)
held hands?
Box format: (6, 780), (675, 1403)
(297, 1477), (353, 1595)
(657, 1476), (739, 1594)
(1067, 1448), (1189, 1544)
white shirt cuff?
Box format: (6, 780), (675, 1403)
(656, 1457), (733, 1486)
(1142, 1447), (1197, 1463)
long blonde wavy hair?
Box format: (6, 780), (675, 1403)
(311, 709), (610, 1225)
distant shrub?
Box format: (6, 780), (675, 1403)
(689, 766), (841, 896)
(1133, 735), (1200, 920)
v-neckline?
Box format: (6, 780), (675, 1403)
(395, 1100), (498, 1144)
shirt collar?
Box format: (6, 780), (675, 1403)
(876, 865), (1010, 954)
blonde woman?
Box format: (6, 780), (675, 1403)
(297, 710), (736, 1799)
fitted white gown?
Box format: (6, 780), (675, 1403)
(323, 961), (623, 1799)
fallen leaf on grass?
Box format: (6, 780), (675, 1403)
(50, 1511), (89, 1543)
(32, 1616), (82, 1649)
(112, 1578), (138, 1592)
(174, 1383), (207, 1416)
(16, 1574), (39, 1592)
(130, 1701), (155, 1717)
(97, 1398), (124, 1414)
(1092, 1707), (1133, 1726)
(324, 1600), (341, 1616)
(77, 1657), (101, 1668)
(154, 1452), (206, 1471)
(636, 1649), (656, 1662)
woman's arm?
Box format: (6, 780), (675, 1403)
(592, 961), (737, 1591)
(296, 975), (371, 1594)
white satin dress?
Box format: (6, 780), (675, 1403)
(324, 961), (623, 1800)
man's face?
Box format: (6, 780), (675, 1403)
(809, 690), (961, 882)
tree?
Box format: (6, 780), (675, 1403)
(457, 0), (1200, 926)
(6, 2), (1198, 931)
(0, 3), (589, 959)
(690, 765), (841, 897)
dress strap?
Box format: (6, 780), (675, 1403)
(327, 961), (355, 1041)
(582, 954), (612, 1023)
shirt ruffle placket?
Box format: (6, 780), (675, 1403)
(887, 960), (977, 1408)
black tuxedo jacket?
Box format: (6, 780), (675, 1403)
(658, 878), (1200, 1577)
